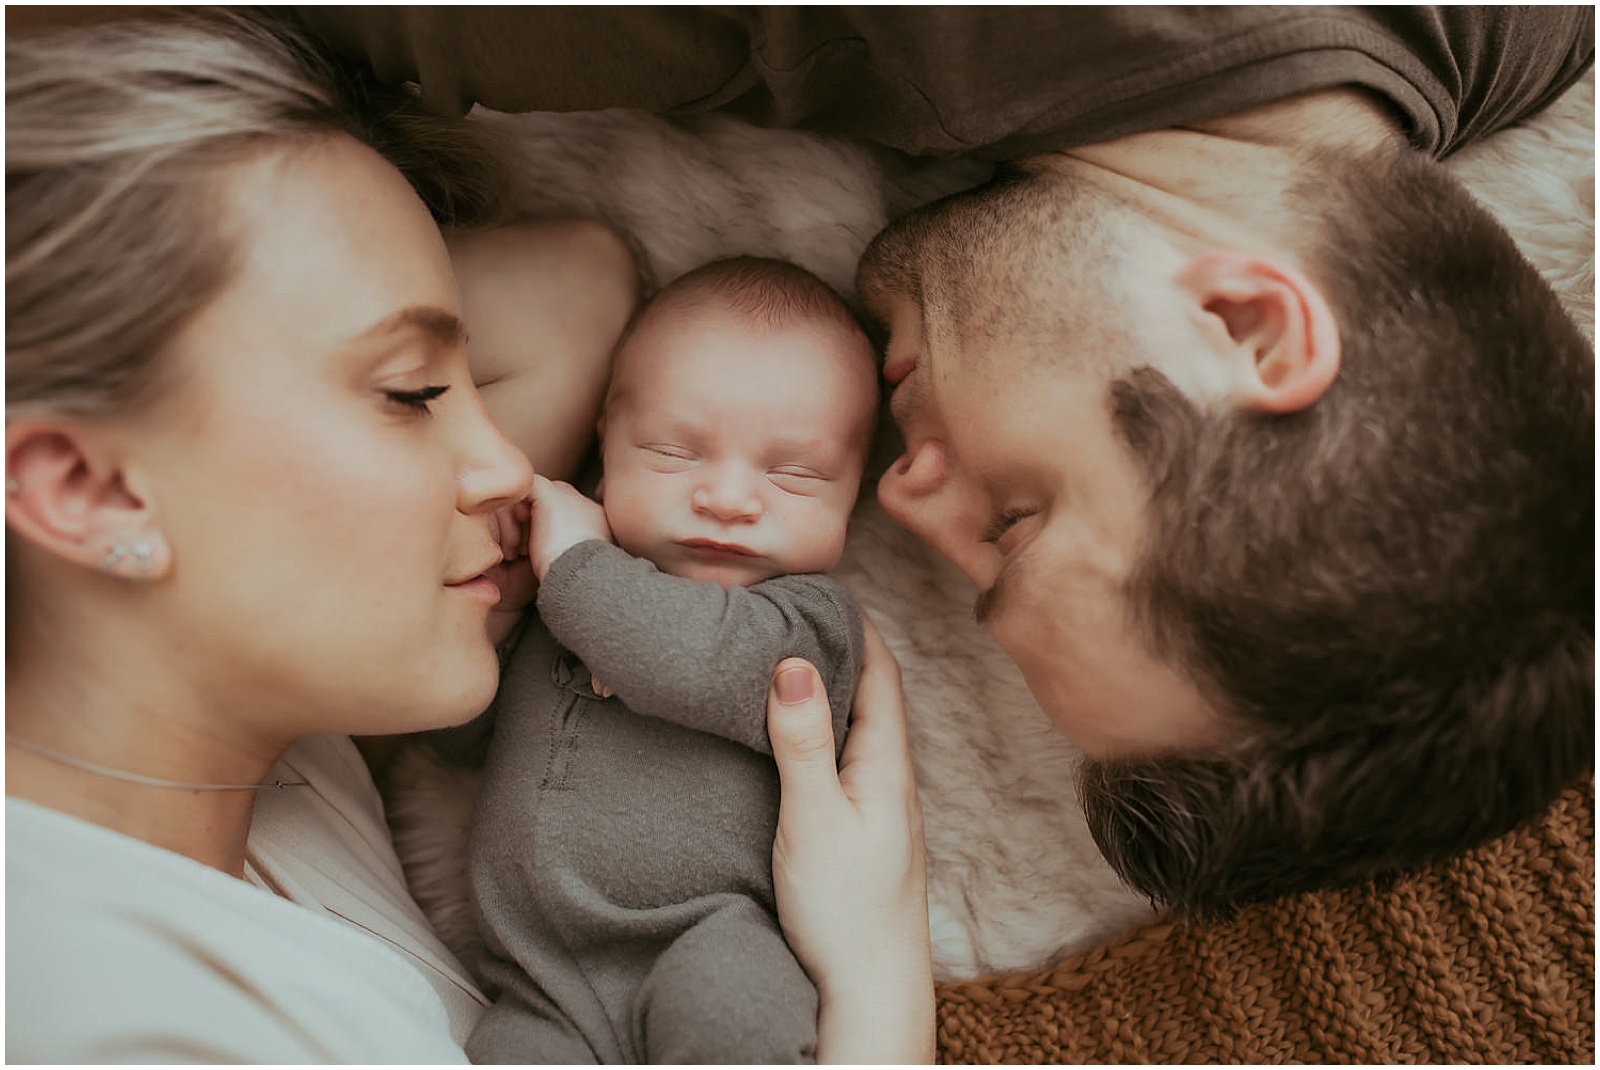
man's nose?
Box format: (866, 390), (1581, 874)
(876, 438), (996, 586)
(692, 469), (763, 522)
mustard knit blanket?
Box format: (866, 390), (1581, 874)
(935, 778), (1594, 1063)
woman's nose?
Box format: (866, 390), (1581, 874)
(457, 390), (534, 514)
(691, 469), (763, 522)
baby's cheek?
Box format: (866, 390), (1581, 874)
(791, 503), (853, 572)
(602, 496), (652, 558)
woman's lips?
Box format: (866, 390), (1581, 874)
(445, 573), (501, 603)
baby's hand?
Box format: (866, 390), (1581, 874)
(485, 498), (536, 647)
(528, 474), (614, 581)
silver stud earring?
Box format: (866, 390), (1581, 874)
(100, 536), (161, 580)
(100, 543), (129, 573)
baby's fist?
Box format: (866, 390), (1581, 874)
(528, 474), (613, 580)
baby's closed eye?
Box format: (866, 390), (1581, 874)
(768, 466), (830, 494)
(640, 443), (697, 469)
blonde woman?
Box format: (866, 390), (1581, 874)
(5, 12), (933, 1063)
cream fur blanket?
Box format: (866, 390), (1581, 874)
(380, 71), (1595, 983)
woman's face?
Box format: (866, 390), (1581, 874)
(130, 136), (531, 742)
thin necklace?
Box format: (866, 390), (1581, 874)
(6, 735), (309, 792)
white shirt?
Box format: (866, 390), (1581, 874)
(6, 735), (488, 1063)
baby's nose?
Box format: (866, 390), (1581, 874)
(692, 475), (763, 521)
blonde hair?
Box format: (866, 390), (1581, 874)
(6, 10), (503, 419)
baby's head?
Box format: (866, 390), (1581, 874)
(599, 257), (878, 587)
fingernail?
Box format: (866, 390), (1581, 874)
(775, 664), (815, 706)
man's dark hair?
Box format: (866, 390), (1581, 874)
(1086, 144), (1594, 916)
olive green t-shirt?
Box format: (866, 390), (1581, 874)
(294, 5), (1592, 159)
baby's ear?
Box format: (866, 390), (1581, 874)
(593, 476), (606, 504)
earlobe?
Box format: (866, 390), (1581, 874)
(5, 422), (173, 581)
(1182, 250), (1341, 414)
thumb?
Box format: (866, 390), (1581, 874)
(767, 658), (842, 804)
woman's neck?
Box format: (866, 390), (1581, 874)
(6, 663), (287, 878)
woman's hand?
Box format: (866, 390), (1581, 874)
(766, 614), (935, 1064)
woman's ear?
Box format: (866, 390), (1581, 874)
(5, 421), (172, 581)
(1179, 250), (1341, 414)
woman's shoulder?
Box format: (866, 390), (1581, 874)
(6, 752), (473, 1064)
(249, 735), (490, 1040)
(7, 795), (336, 1061)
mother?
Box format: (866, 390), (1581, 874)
(5, 11), (932, 1062)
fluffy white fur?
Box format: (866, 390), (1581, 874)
(381, 71), (1594, 982)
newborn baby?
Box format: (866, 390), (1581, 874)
(456, 256), (879, 1063)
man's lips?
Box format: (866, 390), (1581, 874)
(882, 351), (918, 386)
(679, 538), (757, 558)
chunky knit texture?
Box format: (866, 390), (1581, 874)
(934, 777), (1595, 1063)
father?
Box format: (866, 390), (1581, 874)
(292, 6), (1594, 913)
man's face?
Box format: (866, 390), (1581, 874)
(858, 177), (1226, 759)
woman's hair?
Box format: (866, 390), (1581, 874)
(6, 9), (505, 420)
(1085, 144), (1594, 916)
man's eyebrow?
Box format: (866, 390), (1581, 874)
(347, 306), (467, 350)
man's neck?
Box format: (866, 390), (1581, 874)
(1188, 87), (1405, 153)
(1040, 89), (1406, 255)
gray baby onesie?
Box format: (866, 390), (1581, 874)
(459, 539), (863, 1064)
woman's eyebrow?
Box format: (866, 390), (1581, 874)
(346, 306), (468, 352)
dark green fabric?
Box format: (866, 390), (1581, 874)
(292, 5), (1593, 159)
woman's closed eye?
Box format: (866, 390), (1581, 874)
(384, 384), (450, 416)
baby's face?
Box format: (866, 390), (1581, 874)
(601, 308), (876, 587)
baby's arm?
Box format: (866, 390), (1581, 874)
(541, 564), (861, 758)
(526, 476), (860, 755)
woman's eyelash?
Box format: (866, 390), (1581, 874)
(981, 506), (1039, 544)
(385, 385), (449, 415)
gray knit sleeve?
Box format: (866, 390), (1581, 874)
(536, 540), (863, 757)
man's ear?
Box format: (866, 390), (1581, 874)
(1179, 250), (1341, 414)
(5, 421), (172, 580)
